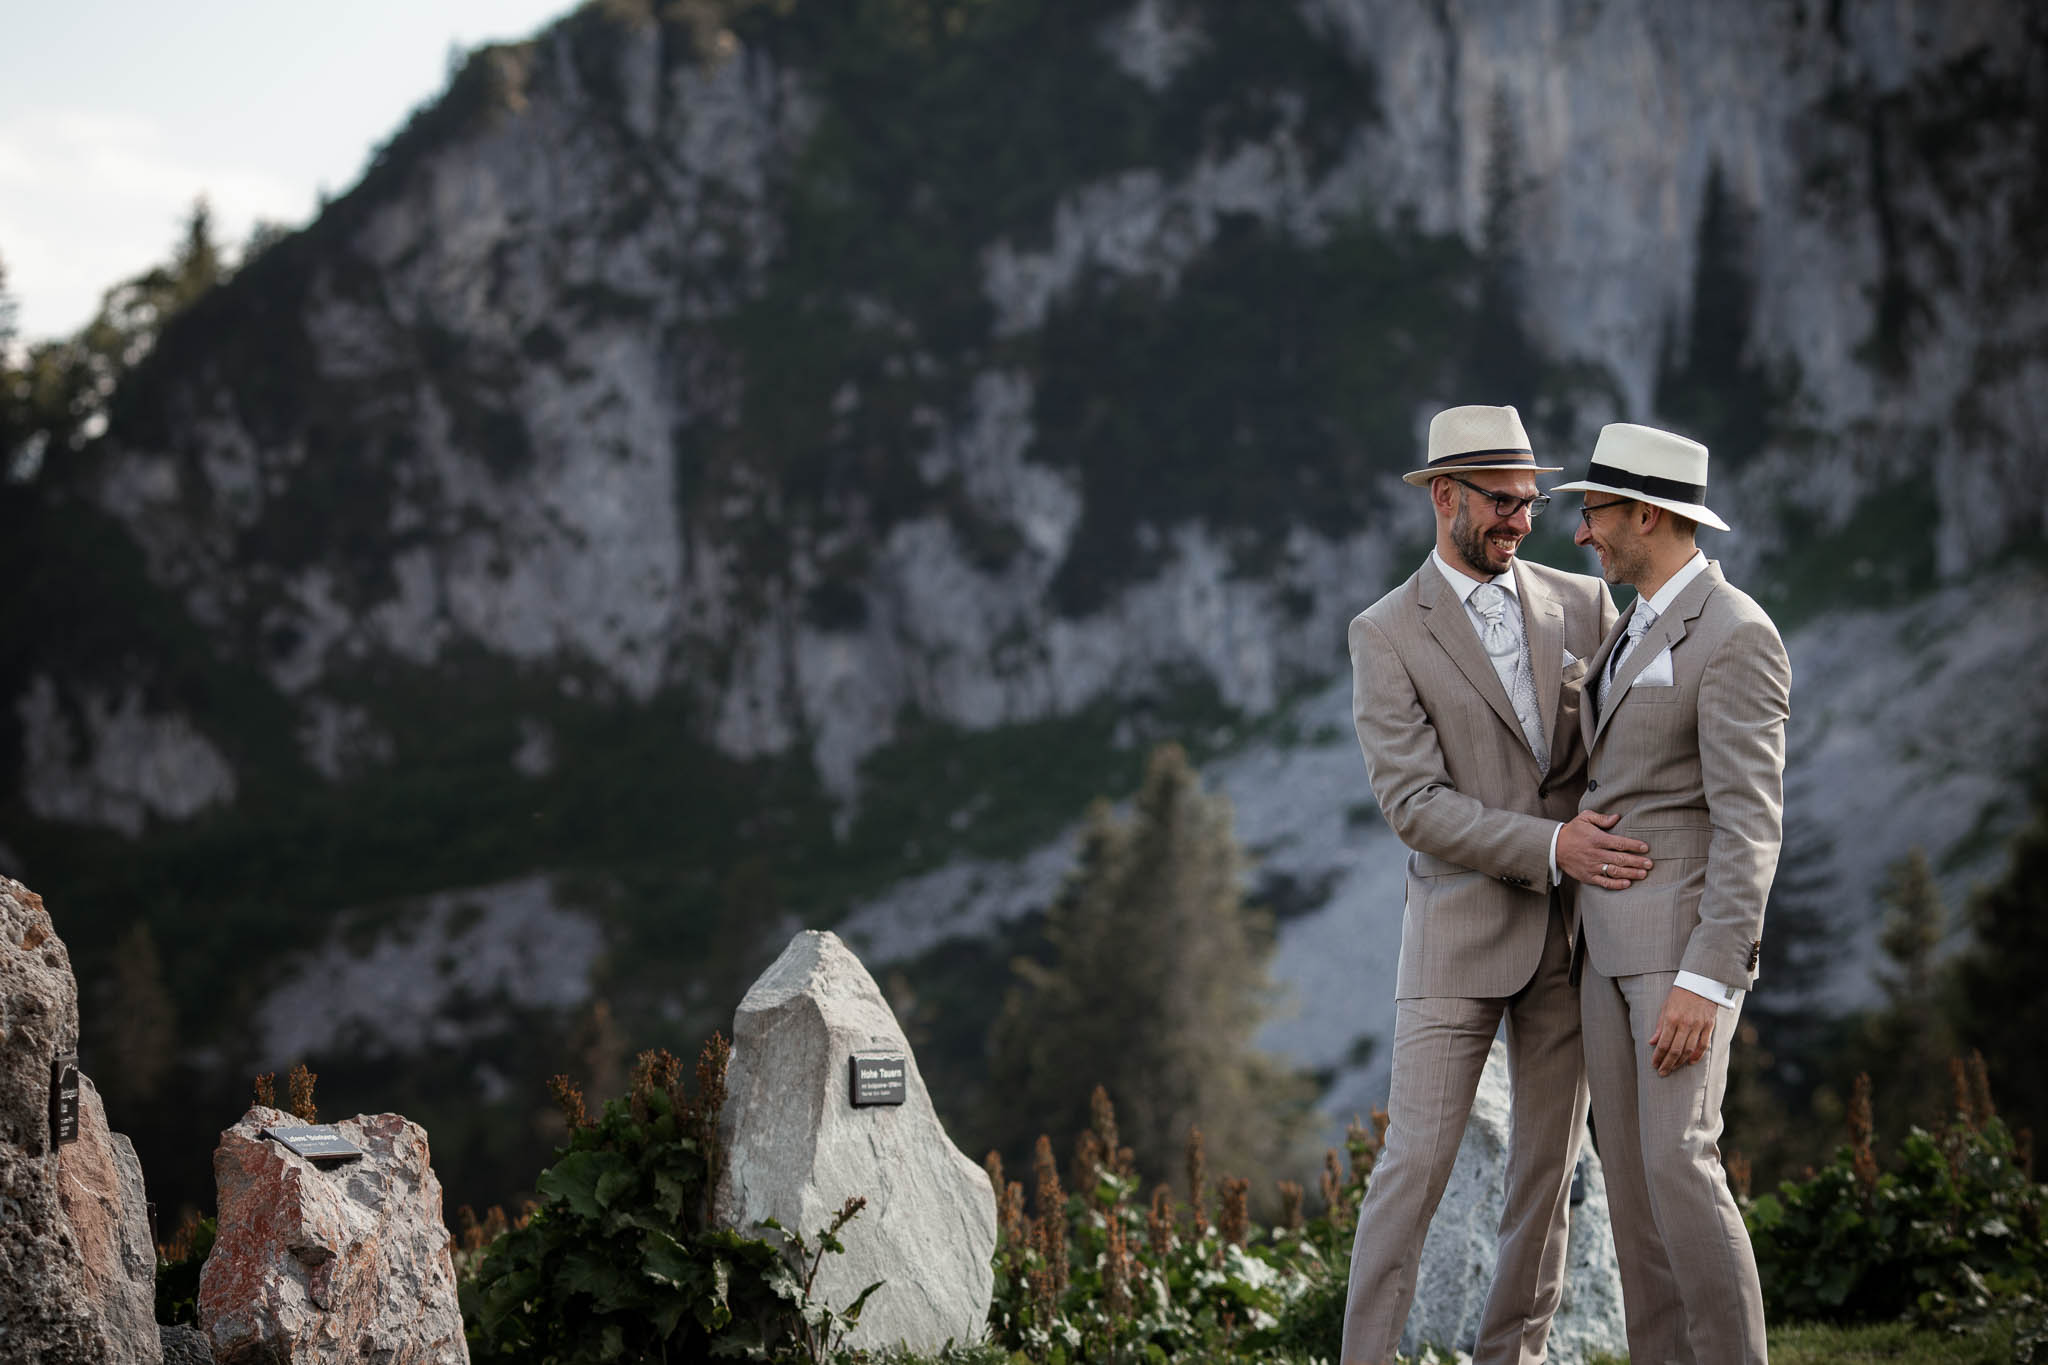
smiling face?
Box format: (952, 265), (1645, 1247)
(1435, 470), (1540, 579)
(1572, 495), (1650, 586)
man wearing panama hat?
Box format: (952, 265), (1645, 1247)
(1554, 422), (1789, 1364)
(1340, 405), (1654, 1365)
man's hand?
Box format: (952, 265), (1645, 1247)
(1648, 985), (1719, 1076)
(1557, 810), (1652, 890)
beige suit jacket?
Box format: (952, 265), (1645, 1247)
(1574, 561), (1791, 985)
(1351, 557), (1618, 999)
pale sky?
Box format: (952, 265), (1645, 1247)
(0, 0), (576, 341)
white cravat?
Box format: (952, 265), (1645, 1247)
(1468, 582), (1548, 776)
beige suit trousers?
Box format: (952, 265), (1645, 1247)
(1340, 902), (1589, 1365)
(1581, 965), (1766, 1365)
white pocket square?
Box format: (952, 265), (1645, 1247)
(1562, 647), (1580, 671)
(1632, 646), (1676, 687)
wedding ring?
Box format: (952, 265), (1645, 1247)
(1600, 863), (1609, 876)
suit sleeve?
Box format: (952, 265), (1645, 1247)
(1351, 614), (1556, 890)
(1683, 614), (1792, 983)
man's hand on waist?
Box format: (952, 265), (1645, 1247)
(1557, 810), (1652, 891)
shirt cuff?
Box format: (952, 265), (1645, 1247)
(1673, 970), (1741, 1008)
(1549, 824), (1562, 887)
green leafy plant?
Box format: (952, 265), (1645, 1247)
(1746, 1057), (2046, 1329)
(463, 1036), (811, 1362)
(154, 1210), (217, 1326)
(762, 1195), (884, 1364)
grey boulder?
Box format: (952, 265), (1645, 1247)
(1400, 1039), (1628, 1365)
(713, 930), (996, 1353)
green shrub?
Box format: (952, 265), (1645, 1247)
(461, 1037), (849, 1362)
(155, 1212), (217, 1326)
(1747, 1061), (2047, 1329)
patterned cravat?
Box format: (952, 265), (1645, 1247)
(1469, 582), (1548, 774)
(1599, 603), (1660, 712)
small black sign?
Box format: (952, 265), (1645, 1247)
(849, 1054), (908, 1108)
(261, 1124), (365, 1163)
(50, 1054), (79, 1147)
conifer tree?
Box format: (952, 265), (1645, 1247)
(1957, 781), (2048, 1148)
(986, 742), (1312, 1188)
(1864, 847), (1957, 1138)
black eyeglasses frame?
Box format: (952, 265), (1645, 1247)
(1446, 474), (1552, 520)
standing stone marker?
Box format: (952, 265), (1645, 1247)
(0, 876), (163, 1363)
(61, 1073), (165, 1365)
(199, 1106), (466, 1365)
(1397, 1039), (1628, 1364)
(713, 931), (996, 1352)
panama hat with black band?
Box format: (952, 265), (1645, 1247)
(1548, 422), (1731, 532)
(1401, 404), (1561, 486)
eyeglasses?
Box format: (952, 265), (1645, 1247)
(1448, 475), (1551, 520)
(1577, 498), (1634, 530)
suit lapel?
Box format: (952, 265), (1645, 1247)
(1587, 562), (1722, 751)
(1515, 562), (1565, 765)
(1418, 564), (1526, 745)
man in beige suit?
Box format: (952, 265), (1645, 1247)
(1554, 423), (1790, 1365)
(1340, 405), (1654, 1365)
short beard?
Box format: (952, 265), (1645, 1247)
(1450, 498), (1513, 577)
(1601, 532), (1652, 588)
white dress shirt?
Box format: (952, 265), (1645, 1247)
(1614, 551), (1743, 1010)
(1429, 550), (1564, 884)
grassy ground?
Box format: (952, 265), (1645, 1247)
(1580, 1317), (2018, 1365)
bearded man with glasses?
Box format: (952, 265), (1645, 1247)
(1339, 405), (1651, 1365)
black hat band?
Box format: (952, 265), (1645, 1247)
(1586, 461), (1707, 504)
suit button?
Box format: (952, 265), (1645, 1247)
(1587, 779), (1600, 793)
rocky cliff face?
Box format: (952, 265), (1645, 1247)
(6, 0), (2044, 1205)
(30, 0), (2044, 816)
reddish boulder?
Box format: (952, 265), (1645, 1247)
(0, 875), (156, 1363)
(198, 1107), (466, 1365)
(59, 1074), (163, 1364)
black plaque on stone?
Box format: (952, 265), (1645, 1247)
(849, 1053), (908, 1108)
(261, 1124), (365, 1163)
(49, 1054), (79, 1147)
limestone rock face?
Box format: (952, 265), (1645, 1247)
(0, 875), (115, 1362)
(1400, 1040), (1627, 1365)
(198, 1107), (466, 1365)
(59, 1074), (164, 1364)
(713, 930), (996, 1353)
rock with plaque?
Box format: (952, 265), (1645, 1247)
(713, 931), (995, 1353)
(0, 876), (163, 1363)
(201, 1106), (465, 1364)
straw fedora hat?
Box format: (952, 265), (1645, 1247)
(1549, 422), (1731, 532)
(1401, 404), (1561, 486)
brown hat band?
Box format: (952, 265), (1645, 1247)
(1428, 447), (1537, 468)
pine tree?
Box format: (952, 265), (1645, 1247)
(1957, 781), (2048, 1148)
(1654, 162), (1793, 468)
(100, 922), (177, 1107)
(1465, 83), (1544, 412)
(1863, 848), (1957, 1138)
(986, 743), (1312, 1187)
